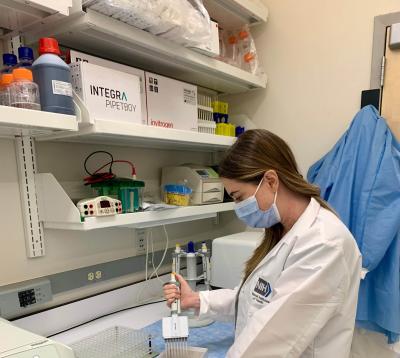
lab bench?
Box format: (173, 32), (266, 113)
(51, 301), (234, 357)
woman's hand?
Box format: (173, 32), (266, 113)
(163, 273), (200, 310)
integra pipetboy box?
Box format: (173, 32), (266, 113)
(70, 61), (143, 124)
(145, 72), (198, 131)
(68, 50), (147, 125)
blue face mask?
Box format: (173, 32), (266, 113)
(234, 177), (281, 228)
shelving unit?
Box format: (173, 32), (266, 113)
(0, 0), (72, 37)
(22, 8), (267, 94)
(37, 118), (236, 151)
(0, 0), (264, 256)
(204, 0), (268, 29)
(36, 94), (236, 150)
(36, 173), (235, 230)
(0, 105), (78, 137)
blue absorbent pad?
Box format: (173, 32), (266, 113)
(144, 320), (235, 357)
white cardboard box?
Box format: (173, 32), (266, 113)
(145, 72), (198, 131)
(70, 61), (143, 124)
(68, 50), (147, 124)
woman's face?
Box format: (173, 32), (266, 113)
(222, 171), (278, 211)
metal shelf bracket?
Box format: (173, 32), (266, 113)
(15, 136), (45, 258)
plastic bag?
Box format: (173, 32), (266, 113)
(84, 0), (211, 47)
(220, 25), (265, 77)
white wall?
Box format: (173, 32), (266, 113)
(227, 0), (400, 174)
(0, 139), (241, 302)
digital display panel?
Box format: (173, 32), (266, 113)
(196, 170), (209, 177)
(100, 200), (111, 208)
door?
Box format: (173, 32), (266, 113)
(381, 25), (400, 141)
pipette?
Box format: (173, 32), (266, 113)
(162, 273), (189, 358)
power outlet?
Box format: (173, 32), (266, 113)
(135, 228), (147, 254)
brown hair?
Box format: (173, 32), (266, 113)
(219, 129), (332, 285)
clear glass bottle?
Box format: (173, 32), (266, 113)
(9, 68), (41, 110)
(0, 73), (14, 106)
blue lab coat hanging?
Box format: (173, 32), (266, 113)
(307, 105), (400, 343)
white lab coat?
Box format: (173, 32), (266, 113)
(199, 198), (361, 358)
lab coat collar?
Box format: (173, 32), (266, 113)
(248, 197), (321, 278)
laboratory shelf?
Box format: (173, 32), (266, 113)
(23, 8), (267, 94)
(36, 94), (236, 150)
(37, 118), (236, 151)
(36, 173), (235, 231)
(204, 0), (269, 29)
(0, 105), (78, 137)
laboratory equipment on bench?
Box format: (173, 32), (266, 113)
(0, 318), (75, 358)
(172, 241), (213, 328)
(211, 232), (264, 289)
(84, 151), (144, 213)
(162, 273), (189, 358)
(91, 178), (145, 213)
(163, 184), (192, 206)
(70, 326), (154, 358)
(161, 165), (223, 205)
(76, 196), (122, 218)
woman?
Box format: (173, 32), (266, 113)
(164, 129), (361, 358)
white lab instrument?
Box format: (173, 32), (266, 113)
(76, 196), (122, 218)
(211, 231), (264, 289)
(198, 198), (362, 358)
(172, 242), (213, 328)
(0, 318), (75, 358)
(70, 326), (152, 358)
(162, 274), (189, 358)
(161, 166), (223, 205)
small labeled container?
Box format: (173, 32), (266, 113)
(0, 73), (14, 106)
(9, 68), (40, 110)
(164, 184), (192, 206)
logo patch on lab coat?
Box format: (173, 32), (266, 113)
(252, 278), (272, 304)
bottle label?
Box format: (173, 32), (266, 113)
(52, 80), (73, 97)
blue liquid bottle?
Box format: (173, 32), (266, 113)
(17, 47), (34, 69)
(32, 38), (75, 115)
(2, 54), (17, 74)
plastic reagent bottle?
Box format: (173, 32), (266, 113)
(2, 54), (17, 74)
(32, 38), (74, 115)
(0, 73), (14, 106)
(10, 68), (41, 110)
(17, 47), (34, 68)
